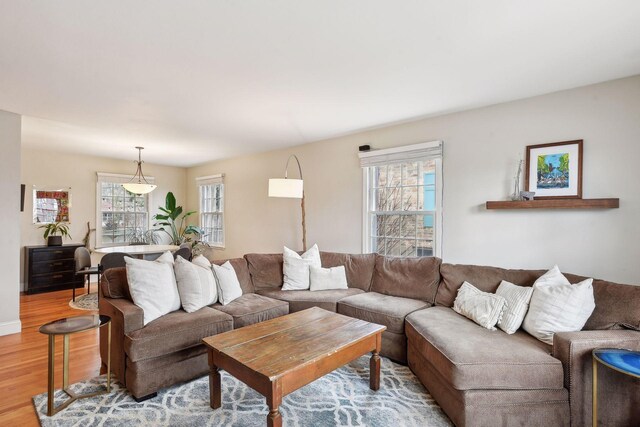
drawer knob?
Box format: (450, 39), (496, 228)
(52, 274), (63, 279)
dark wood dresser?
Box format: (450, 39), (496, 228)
(24, 244), (85, 294)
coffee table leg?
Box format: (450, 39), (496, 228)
(370, 333), (382, 391)
(267, 382), (282, 427)
(208, 351), (221, 409)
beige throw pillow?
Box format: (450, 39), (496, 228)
(173, 256), (218, 313)
(124, 257), (181, 325)
(212, 261), (243, 305)
(523, 266), (595, 344)
(309, 266), (348, 291)
(453, 281), (506, 330)
(495, 280), (534, 334)
(282, 244), (321, 290)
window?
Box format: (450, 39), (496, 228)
(96, 173), (153, 246)
(197, 174), (224, 247)
(360, 141), (443, 258)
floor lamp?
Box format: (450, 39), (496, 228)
(268, 155), (306, 251)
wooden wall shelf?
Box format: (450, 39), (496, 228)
(485, 198), (619, 210)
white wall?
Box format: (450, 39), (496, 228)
(20, 148), (188, 289)
(0, 110), (22, 336)
(187, 75), (640, 285)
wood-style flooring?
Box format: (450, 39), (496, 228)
(0, 287), (101, 426)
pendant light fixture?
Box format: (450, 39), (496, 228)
(122, 147), (157, 195)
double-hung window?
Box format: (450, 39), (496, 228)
(96, 173), (153, 247)
(360, 141), (443, 258)
(197, 174), (224, 247)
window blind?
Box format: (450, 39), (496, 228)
(196, 174), (224, 186)
(358, 141), (443, 168)
(97, 172), (155, 184)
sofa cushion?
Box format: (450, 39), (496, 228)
(319, 252), (376, 291)
(124, 306), (233, 362)
(212, 293), (289, 328)
(565, 275), (640, 331)
(101, 267), (131, 300)
(406, 306), (564, 390)
(244, 253), (284, 291)
(370, 255), (441, 302)
(436, 263), (545, 307)
(338, 292), (430, 334)
(257, 288), (363, 313)
(212, 257), (255, 294)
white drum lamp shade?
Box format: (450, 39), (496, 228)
(268, 178), (303, 199)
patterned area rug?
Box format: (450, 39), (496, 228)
(33, 356), (452, 426)
(68, 292), (98, 311)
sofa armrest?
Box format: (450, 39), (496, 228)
(99, 296), (144, 385)
(553, 330), (640, 427)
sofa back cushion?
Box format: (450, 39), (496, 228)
(436, 264), (544, 307)
(319, 252), (376, 291)
(101, 267), (132, 300)
(370, 255), (441, 302)
(244, 253), (284, 291)
(212, 257), (254, 294)
(563, 273), (640, 331)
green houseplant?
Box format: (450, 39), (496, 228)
(39, 221), (71, 246)
(153, 192), (203, 245)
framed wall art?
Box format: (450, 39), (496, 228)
(525, 140), (582, 199)
(33, 186), (71, 223)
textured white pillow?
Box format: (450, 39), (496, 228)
(173, 256), (217, 313)
(496, 280), (534, 334)
(212, 261), (243, 305)
(155, 251), (175, 265)
(309, 266), (348, 291)
(125, 257), (181, 325)
(523, 266), (595, 344)
(282, 244), (321, 290)
(453, 281), (506, 330)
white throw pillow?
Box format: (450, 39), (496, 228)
(125, 257), (181, 325)
(212, 261), (243, 305)
(453, 281), (506, 330)
(173, 256), (218, 313)
(282, 244), (321, 290)
(495, 280), (534, 334)
(155, 251), (175, 265)
(523, 266), (595, 345)
(192, 254), (212, 269)
(309, 266), (348, 291)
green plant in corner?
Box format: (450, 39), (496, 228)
(153, 192), (203, 245)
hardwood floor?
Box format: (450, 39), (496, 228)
(0, 287), (101, 426)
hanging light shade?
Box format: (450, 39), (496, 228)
(122, 147), (157, 195)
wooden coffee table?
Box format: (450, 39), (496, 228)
(202, 307), (386, 427)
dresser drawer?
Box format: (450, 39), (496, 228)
(30, 247), (76, 262)
(31, 259), (76, 275)
(29, 271), (79, 289)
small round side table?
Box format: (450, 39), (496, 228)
(592, 348), (640, 427)
(39, 314), (112, 416)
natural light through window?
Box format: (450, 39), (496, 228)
(197, 174), (225, 247)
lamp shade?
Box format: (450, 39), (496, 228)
(122, 183), (157, 195)
(268, 178), (303, 198)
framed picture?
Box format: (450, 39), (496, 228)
(525, 140), (583, 199)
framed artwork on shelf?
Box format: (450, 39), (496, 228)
(525, 140), (583, 199)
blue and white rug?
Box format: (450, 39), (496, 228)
(33, 356), (452, 426)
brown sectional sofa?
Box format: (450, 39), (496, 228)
(99, 251), (640, 426)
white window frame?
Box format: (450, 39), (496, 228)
(197, 174), (225, 248)
(96, 172), (154, 248)
(360, 141), (443, 258)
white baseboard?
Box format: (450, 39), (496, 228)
(0, 320), (22, 336)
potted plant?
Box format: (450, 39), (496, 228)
(39, 221), (71, 246)
(153, 192), (203, 245)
